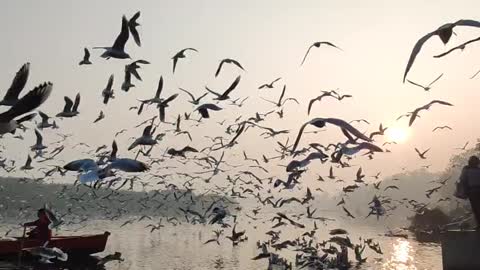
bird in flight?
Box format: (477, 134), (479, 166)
(414, 148), (430, 159)
(403, 19), (480, 82)
(300, 41), (342, 66)
(178, 88), (208, 105)
(261, 85), (298, 108)
(0, 82), (52, 135)
(128, 11), (141, 47)
(94, 15), (131, 59)
(408, 100), (453, 127)
(172, 48), (198, 74)
(0, 62), (30, 106)
(407, 73), (443, 91)
(205, 75), (241, 101)
(432, 126), (452, 132)
(78, 48), (92, 65)
(215, 59), (245, 77)
(258, 77), (281, 90)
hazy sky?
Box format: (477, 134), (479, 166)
(1, 1), (479, 190)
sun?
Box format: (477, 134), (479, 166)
(386, 126), (410, 143)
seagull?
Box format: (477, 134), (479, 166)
(31, 129), (47, 151)
(292, 117), (371, 153)
(215, 59), (245, 77)
(258, 77), (281, 90)
(403, 19), (480, 82)
(128, 124), (159, 150)
(128, 11), (141, 47)
(102, 74), (115, 105)
(0, 82), (52, 135)
(94, 15), (131, 59)
(78, 48), (92, 65)
(342, 206), (355, 219)
(261, 85), (299, 108)
(205, 75), (241, 101)
(64, 158), (148, 183)
(178, 88), (208, 105)
(407, 73), (443, 91)
(20, 155), (33, 171)
(56, 93), (80, 118)
(434, 36), (480, 58)
(471, 69), (480, 79)
(37, 111), (55, 129)
(0, 63), (30, 106)
(456, 141), (469, 150)
(121, 60), (150, 92)
(414, 148), (430, 159)
(167, 146), (198, 158)
(172, 48), (198, 73)
(286, 152), (328, 172)
(195, 104), (221, 121)
(432, 125), (452, 132)
(23, 242), (68, 264)
(94, 111), (105, 123)
(408, 100), (453, 126)
(300, 41), (342, 66)
(307, 91), (339, 115)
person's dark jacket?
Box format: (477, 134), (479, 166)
(460, 166), (480, 194)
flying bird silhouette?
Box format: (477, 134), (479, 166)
(403, 19), (480, 82)
(300, 41), (342, 66)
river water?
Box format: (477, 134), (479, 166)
(0, 217), (442, 270)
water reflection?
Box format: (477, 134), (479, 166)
(383, 239), (416, 270)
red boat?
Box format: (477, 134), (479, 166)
(0, 231), (110, 257)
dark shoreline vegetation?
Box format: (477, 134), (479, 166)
(0, 177), (237, 225)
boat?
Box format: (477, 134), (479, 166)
(0, 231), (110, 257)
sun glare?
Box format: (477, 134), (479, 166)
(386, 126), (410, 143)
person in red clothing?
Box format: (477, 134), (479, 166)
(23, 208), (52, 242)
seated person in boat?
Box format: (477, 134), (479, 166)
(23, 208), (52, 241)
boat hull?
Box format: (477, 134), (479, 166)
(0, 231), (110, 256)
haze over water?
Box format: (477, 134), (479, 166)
(0, 1), (479, 269)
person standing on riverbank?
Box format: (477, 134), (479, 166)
(459, 156), (480, 229)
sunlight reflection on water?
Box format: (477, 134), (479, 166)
(383, 239), (416, 270)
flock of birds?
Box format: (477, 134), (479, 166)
(0, 12), (479, 269)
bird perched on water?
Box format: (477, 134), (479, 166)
(205, 75), (241, 101)
(215, 58), (245, 77)
(0, 82), (52, 135)
(0, 62), (30, 106)
(300, 41), (342, 66)
(403, 19), (480, 82)
(102, 74), (115, 105)
(78, 48), (92, 65)
(94, 15), (131, 59)
(172, 48), (198, 73)
(408, 100), (453, 126)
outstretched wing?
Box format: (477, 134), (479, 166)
(112, 16), (130, 51)
(0, 82), (52, 122)
(3, 63), (30, 102)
